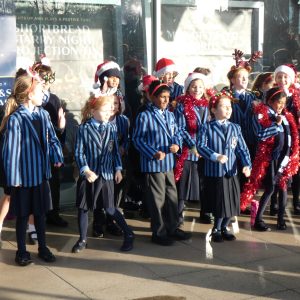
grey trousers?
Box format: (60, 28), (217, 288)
(145, 171), (179, 237)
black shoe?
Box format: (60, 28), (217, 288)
(120, 234), (135, 252)
(199, 213), (213, 224)
(170, 228), (191, 241)
(71, 240), (87, 253)
(270, 204), (279, 216)
(211, 229), (223, 243)
(106, 223), (123, 236)
(93, 228), (104, 238)
(221, 228), (236, 241)
(254, 220), (271, 232)
(151, 235), (174, 246)
(28, 231), (38, 245)
(38, 247), (56, 262)
(294, 205), (300, 215)
(277, 220), (287, 230)
(47, 214), (68, 227)
(15, 251), (33, 266)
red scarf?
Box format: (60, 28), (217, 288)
(240, 103), (299, 211)
(174, 94), (208, 182)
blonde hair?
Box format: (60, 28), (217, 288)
(81, 95), (113, 123)
(0, 71), (36, 132)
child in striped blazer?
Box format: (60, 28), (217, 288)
(72, 95), (134, 253)
(1, 68), (64, 266)
(133, 80), (191, 246)
(198, 92), (251, 242)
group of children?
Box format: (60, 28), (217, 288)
(0, 50), (299, 266)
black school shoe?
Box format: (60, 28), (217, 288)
(169, 228), (191, 241)
(151, 235), (174, 246)
(38, 247), (56, 262)
(210, 229), (223, 243)
(253, 220), (271, 232)
(15, 251), (33, 266)
(199, 212), (213, 224)
(71, 240), (87, 253)
(120, 233), (135, 252)
(221, 228), (236, 241)
(277, 219), (287, 230)
(28, 231), (38, 245)
(93, 227), (104, 238)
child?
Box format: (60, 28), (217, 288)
(173, 72), (210, 224)
(274, 64), (300, 215)
(133, 80), (191, 246)
(241, 87), (299, 231)
(1, 68), (64, 266)
(32, 56), (68, 227)
(153, 58), (183, 102)
(251, 72), (274, 102)
(72, 95), (134, 253)
(197, 92), (251, 242)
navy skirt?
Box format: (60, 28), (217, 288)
(9, 180), (52, 217)
(76, 176), (114, 211)
(203, 175), (240, 218)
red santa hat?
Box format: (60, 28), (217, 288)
(184, 72), (207, 93)
(93, 61), (121, 89)
(274, 64), (297, 83)
(138, 75), (158, 92)
(153, 58), (178, 78)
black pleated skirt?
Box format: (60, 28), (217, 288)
(202, 175), (240, 218)
(9, 180), (52, 217)
(178, 160), (204, 202)
(76, 176), (114, 211)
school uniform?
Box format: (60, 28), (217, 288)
(133, 104), (182, 238)
(169, 82), (184, 102)
(2, 105), (63, 257)
(197, 119), (251, 217)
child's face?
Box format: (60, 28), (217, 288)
(212, 97), (232, 121)
(161, 72), (175, 86)
(107, 76), (120, 88)
(92, 103), (112, 123)
(268, 96), (286, 115)
(28, 81), (44, 106)
(112, 97), (120, 115)
(188, 79), (205, 99)
(275, 72), (292, 89)
(152, 90), (170, 110)
(231, 69), (249, 90)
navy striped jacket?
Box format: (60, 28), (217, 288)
(2, 105), (63, 187)
(112, 114), (130, 151)
(197, 120), (251, 177)
(230, 90), (257, 145)
(75, 119), (122, 180)
(170, 82), (184, 101)
(174, 102), (208, 161)
(133, 104), (182, 173)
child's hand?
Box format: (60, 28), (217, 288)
(115, 170), (123, 184)
(242, 166), (251, 177)
(119, 146), (125, 156)
(217, 155), (228, 164)
(169, 144), (179, 153)
(58, 107), (66, 129)
(54, 162), (63, 168)
(84, 169), (98, 183)
(190, 146), (200, 157)
(153, 151), (166, 160)
(276, 115), (283, 125)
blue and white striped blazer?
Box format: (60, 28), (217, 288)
(174, 102), (208, 161)
(112, 114), (130, 152)
(75, 119), (122, 180)
(230, 90), (256, 145)
(2, 105), (63, 187)
(133, 104), (182, 173)
(197, 120), (251, 177)
(170, 82), (184, 101)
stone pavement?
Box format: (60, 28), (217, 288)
(1, 202), (300, 300)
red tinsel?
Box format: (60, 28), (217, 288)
(240, 103), (299, 211)
(174, 94), (208, 182)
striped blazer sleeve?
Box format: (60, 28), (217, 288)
(252, 114), (279, 141)
(132, 112), (157, 159)
(117, 115), (130, 151)
(112, 129), (122, 171)
(74, 125), (88, 171)
(234, 125), (252, 168)
(3, 115), (22, 186)
(174, 104), (195, 148)
(197, 123), (215, 159)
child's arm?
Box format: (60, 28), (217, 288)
(252, 114), (281, 141)
(132, 113), (159, 159)
(3, 116), (22, 186)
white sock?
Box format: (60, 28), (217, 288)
(28, 224), (36, 233)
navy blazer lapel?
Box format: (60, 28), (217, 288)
(151, 107), (172, 139)
(86, 121), (103, 150)
(19, 107), (43, 149)
(211, 120), (225, 142)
